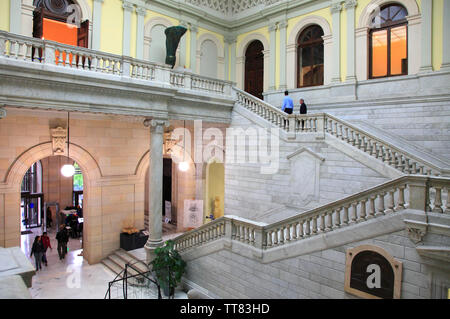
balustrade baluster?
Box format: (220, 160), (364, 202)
(432, 186), (444, 213)
(385, 189), (396, 213)
(370, 141), (376, 156)
(279, 227), (285, 245)
(350, 202), (357, 224)
(376, 192), (386, 216)
(325, 212), (333, 231)
(273, 229), (279, 245)
(267, 231), (273, 247)
(444, 188), (450, 214)
(334, 208), (342, 228)
(298, 221), (304, 238)
(342, 205), (349, 225)
(305, 219), (311, 237)
(344, 127), (349, 142)
(388, 150), (395, 166)
(319, 214), (325, 232)
(312, 217), (318, 234)
(354, 133), (360, 148)
(292, 222), (298, 240)
(285, 225), (291, 241)
(395, 185), (406, 211)
(358, 200), (367, 221)
(368, 196), (376, 219)
(349, 130), (355, 145)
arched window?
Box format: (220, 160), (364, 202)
(297, 25), (324, 87)
(369, 4), (408, 78)
(200, 40), (218, 78)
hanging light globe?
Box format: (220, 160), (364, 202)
(61, 164), (75, 177)
(178, 161), (189, 172)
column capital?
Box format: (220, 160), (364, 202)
(189, 25), (198, 33)
(179, 20), (189, 28)
(331, 3), (343, 14)
(344, 0), (357, 10)
(136, 6), (147, 16)
(278, 20), (288, 29)
(225, 35), (237, 44)
(0, 106), (6, 119)
(122, 1), (134, 12)
(268, 23), (278, 32)
(144, 118), (170, 133)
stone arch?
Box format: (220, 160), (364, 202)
(143, 17), (174, 62)
(236, 33), (270, 92)
(356, 0), (421, 80)
(196, 33), (225, 79)
(287, 15), (332, 88)
(1, 141), (102, 263)
(204, 157), (225, 219)
(25, 0), (93, 46)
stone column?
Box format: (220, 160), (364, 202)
(345, 0), (357, 82)
(9, 0), (21, 34)
(441, 0), (450, 71)
(122, 1), (134, 57)
(269, 22), (277, 91)
(92, 0), (104, 51)
(225, 36), (237, 83)
(419, 0), (433, 73)
(144, 118), (169, 262)
(331, 2), (342, 83)
(135, 6), (146, 60)
(279, 20), (288, 90)
(189, 25), (198, 72)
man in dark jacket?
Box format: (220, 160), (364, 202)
(56, 225), (69, 260)
(299, 98), (308, 130)
(30, 236), (44, 271)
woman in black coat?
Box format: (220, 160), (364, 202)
(30, 236), (44, 271)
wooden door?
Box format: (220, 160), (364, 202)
(245, 40), (264, 100)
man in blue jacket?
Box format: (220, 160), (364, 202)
(281, 91), (294, 114)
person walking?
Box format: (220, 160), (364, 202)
(281, 91), (294, 114)
(30, 236), (44, 271)
(56, 225), (69, 260)
(41, 231), (52, 266)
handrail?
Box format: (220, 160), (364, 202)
(173, 175), (450, 253)
(0, 31), (233, 96)
(232, 87), (450, 176)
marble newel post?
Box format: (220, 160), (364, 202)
(144, 118), (169, 262)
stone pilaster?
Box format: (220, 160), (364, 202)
(278, 20), (288, 90)
(179, 20), (189, 68)
(135, 6), (147, 60)
(331, 2), (342, 83)
(9, 0), (21, 35)
(441, 0), (450, 71)
(189, 25), (198, 72)
(225, 35), (237, 82)
(92, 0), (104, 51)
(419, 0), (433, 73)
(344, 0), (357, 82)
(122, 1), (134, 57)
(144, 118), (169, 262)
(268, 23), (277, 90)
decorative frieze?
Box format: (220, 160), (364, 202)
(51, 126), (67, 156)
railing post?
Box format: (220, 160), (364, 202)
(224, 217), (232, 248)
(317, 114), (325, 136)
(184, 71), (192, 90)
(408, 177), (427, 211)
(252, 226), (264, 259)
(0, 33), (6, 56)
(287, 115), (296, 139)
(122, 56), (132, 77)
(43, 40), (56, 65)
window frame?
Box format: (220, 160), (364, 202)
(296, 25), (324, 88)
(369, 5), (409, 79)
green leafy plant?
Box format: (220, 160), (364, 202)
(150, 240), (186, 297)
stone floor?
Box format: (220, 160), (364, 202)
(21, 226), (187, 299)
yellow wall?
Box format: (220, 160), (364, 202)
(205, 162), (224, 220)
(432, 0), (443, 70)
(286, 7), (332, 88)
(0, 0), (10, 32)
(100, 0), (123, 55)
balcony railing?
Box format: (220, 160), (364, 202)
(174, 175), (450, 253)
(0, 31), (233, 96)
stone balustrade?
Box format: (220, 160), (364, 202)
(234, 87), (449, 176)
(0, 31), (233, 96)
(173, 176), (450, 253)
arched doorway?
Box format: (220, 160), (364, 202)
(32, 0), (89, 48)
(245, 40), (264, 100)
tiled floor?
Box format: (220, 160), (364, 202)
(21, 226), (187, 299)
(22, 227), (116, 299)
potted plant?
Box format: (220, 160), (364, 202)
(150, 240), (186, 298)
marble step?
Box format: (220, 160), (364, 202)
(101, 259), (124, 278)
